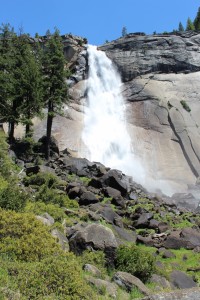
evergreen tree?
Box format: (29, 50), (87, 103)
(186, 17), (195, 30)
(122, 26), (127, 37)
(42, 29), (67, 159)
(178, 22), (184, 31)
(15, 34), (43, 137)
(194, 7), (200, 30)
(0, 24), (18, 140)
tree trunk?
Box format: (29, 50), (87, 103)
(25, 109), (31, 138)
(25, 123), (30, 137)
(45, 100), (53, 160)
(8, 121), (15, 142)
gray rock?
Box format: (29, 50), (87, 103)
(79, 191), (99, 205)
(135, 212), (153, 228)
(83, 264), (102, 277)
(180, 227), (200, 247)
(101, 170), (128, 196)
(163, 228), (200, 250)
(86, 276), (118, 298)
(112, 225), (137, 243)
(149, 274), (172, 291)
(170, 270), (197, 289)
(141, 287), (200, 300)
(112, 271), (150, 295)
(51, 228), (69, 251)
(42, 213), (55, 225)
(36, 213), (54, 226)
(69, 223), (118, 266)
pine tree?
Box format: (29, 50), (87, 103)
(178, 22), (184, 31)
(186, 17), (195, 30)
(122, 26), (127, 37)
(42, 29), (67, 159)
(14, 34), (43, 137)
(0, 24), (18, 141)
(194, 7), (200, 30)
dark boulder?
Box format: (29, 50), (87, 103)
(79, 191), (99, 206)
(101, 170), (128, 196)
(134, 212), (153, 228)
(69, 223), (118, 266)
(180, 227), (200, 248)
(112, 271), (150, 295)
(170, 270), (197, 289)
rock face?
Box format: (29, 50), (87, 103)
(99, 32), (200, 198)
(15, 32), (200, 199)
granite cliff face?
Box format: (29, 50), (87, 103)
(98, 32), (200, 196)
(32, 32), (200, 198)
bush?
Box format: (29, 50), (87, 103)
(115, 244), (155, 282)
(0, 208), (61, 261)
(0, 253), (96, 300)
(35, 185), (79, 208)
(24, 201), (66, 222)
(23, 172), (60, 188)
(80, 250), (106, 274)
(0, 182), (28, 211)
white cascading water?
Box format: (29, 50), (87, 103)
(82, 45), (145, 184)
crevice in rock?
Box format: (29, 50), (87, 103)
(168, 113), (199, 178)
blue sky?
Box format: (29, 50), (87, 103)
(1, 0), (200, 45)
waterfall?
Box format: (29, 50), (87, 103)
(82, 45), (145, 183)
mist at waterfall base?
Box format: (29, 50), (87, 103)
(81, 45), (176, 196)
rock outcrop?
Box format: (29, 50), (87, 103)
(99, 32), (200, 197)
(14, 32), (200, 199)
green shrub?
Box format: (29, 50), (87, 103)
(0, 182), (28, 211)
(23, 172), (60, 188)
(24, 201), (66, 222)
(180, 100), (191, 112)
(0, 254), (96, 300)
(115, 244), (155, 282)
(80, 250), (106, 274)
(35, 185), (79, 208)
(0, 208), (61, 261)
(0, 132), (18, 179)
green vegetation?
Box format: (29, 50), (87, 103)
(178, 22), (184, 32)
(42, 29), (68, 159)
(194, 7), (200, 31)
(0, 24), (68, 148)
(180, 100), (191, 112)
(186, 17), (195, 30)
(115, 244), (155, 282)
(122, 26), (127, 37)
